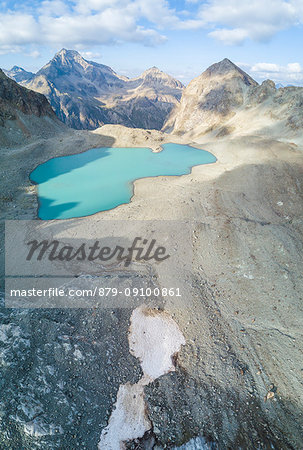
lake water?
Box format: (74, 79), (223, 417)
(30, 143), (216, 219)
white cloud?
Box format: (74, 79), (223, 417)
(74, 0), (123, 15)
(0, 0), (173, 53)
(134, 0), (180, 27)
(0, 44), (22, 55)
(0, 0), (303, 54)
(26, 50), (41, 58)
(287, 62), (301, 73)
(0, 13), (40, 45)
(38, 0), (70, 16)
(251, 63), (281, 73)
(245, 61), (303, 85)
(209, 28), (249, 45)
(198, 0), (303, 44)
(80, 51), (102, 60)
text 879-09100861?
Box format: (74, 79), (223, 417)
(9, 287), (182, 299)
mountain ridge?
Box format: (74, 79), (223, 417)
(12, 49), (184, 130)
(5, 53), (303, 143)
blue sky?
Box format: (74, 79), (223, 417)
(0, 0), (303, 85)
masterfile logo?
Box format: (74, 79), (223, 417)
(5, 220), (193, 308)
(25, 237), (170, 266)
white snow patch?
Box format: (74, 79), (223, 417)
(98, 382), (151, 449)
(129, 305), (186, 380)
(99, 304), (185, 450)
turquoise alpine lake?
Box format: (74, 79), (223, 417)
(30, 143), (217, 220)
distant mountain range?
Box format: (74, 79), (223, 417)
(4, 49), (184, 130)
(276, 83), (297, 89)
(2, 54), (303, 145)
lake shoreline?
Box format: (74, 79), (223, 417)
(30, 143), (216, 220)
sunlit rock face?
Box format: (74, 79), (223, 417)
(164, 58), (303, 144)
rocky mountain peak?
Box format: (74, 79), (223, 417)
(164, 57), (303, 142)
(51, 48), (88, 69)
(204, 58), (258, 86)
(56, 48), (74, 56)
(55, 48), (81, 60)
(142, 66), (162, 75)
(207, 58), (237, 73)
(140, 66), (184, 90)
(163, 58), (260, 134)
(261, 79), (276, 90)
(11, 66), (24, 72)
(38, 48), (119, 79)
(3, 66), (34, 84)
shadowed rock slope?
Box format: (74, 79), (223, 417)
(0, 69), (65, 147)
